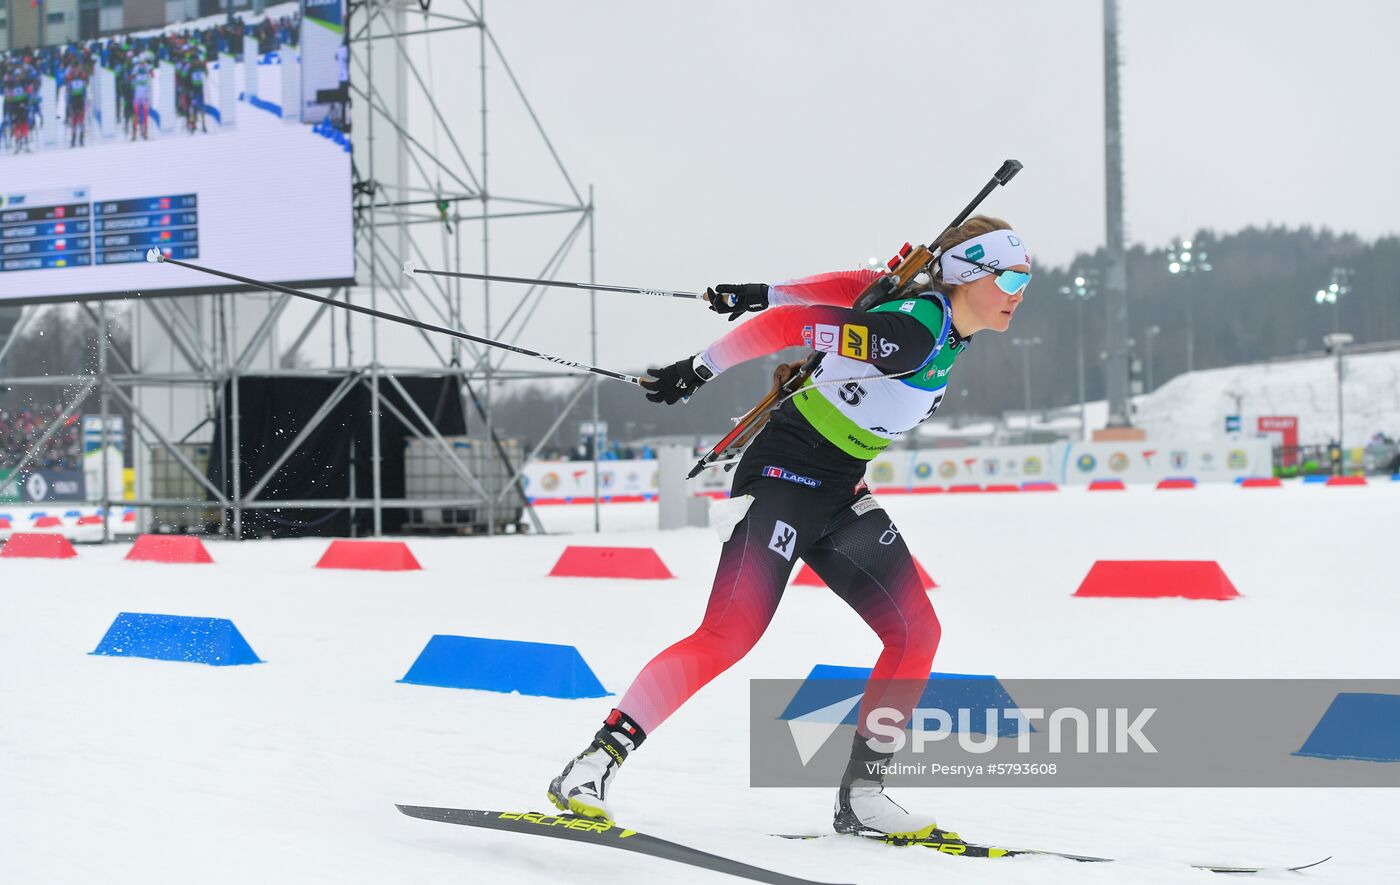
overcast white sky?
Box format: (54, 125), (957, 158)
(375, 0), (1400, 376)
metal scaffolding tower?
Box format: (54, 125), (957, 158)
(1, 0), (602, 539)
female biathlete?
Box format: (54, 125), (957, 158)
(548, 217), (1033, 839)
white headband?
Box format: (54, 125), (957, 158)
(939, 229), (1031, 285)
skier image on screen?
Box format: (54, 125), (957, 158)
(130, 51), (154, 142)
(547, 217), (1033, 841)
(65, 62), (89, 147)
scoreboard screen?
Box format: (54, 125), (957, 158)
(0, 188), (94, 272)
(0, 0), (353, 304)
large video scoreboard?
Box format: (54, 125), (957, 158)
(0, 0), (352, 304)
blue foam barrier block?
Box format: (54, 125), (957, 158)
(91, 612), (263, 666)
(1293, 692), (1400, 762)
(397, 634), (611, 699)
(1303, 474), (1329, 484)
(779, 664), (1030, 736)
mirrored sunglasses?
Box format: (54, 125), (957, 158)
(949, 254), (1032, 295)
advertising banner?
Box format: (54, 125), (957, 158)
(0, 469), (87, 503)
(867, 439), (1274, 488)
(1257, 416), (1299, 466)
(519, 460), (660, 501)
(511, 437), (1273, 504)
(1058, 439), (1272, 485)
(869, 445), (1057, 490)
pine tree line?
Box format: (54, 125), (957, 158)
(488, 225), (1400, 448)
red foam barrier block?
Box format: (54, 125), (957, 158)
(315, 539), (421, 571)
(948, 484), (982, 494)
(794, 557), (937, 590)
(122, 511), (136, 522)
(1156, 478), (1197, 490)
(984, 484), (1020, 493)
(126, 534), (215, 564)
(33, 516), (62, 527)
(1074, 560), (1240, 600)
(0, 518), (10, 529)
(1022, 482), (1059, 492)
(1, 532), (78, 559)
(1326, 476), (1367, 486)
(76, 515), (104, 526)
(549, 545), (675, 579)
(1088, 479), (1127, 491)
(1241, 477), (1282, 488)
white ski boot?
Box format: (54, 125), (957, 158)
(832, 734), (943, 840)
(834, 780), (942, 839)
(547, 709), (645, 822)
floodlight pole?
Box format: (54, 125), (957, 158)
(1102, 0), (1132, 428)
(1012, 337), (1041, 440)
(1077, 296), (1086, 439)
(1061, 272), (1096, 441)
(1144, 325), (1160, 393)
(1324, 332), (1353, 454)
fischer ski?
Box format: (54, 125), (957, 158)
(771, 831), (1331, 874)
(397, 806), (853, 885)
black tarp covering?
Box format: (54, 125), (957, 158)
(208, 375), (465, 537)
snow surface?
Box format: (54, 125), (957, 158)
(3, 483), (1398, 883)
(1135, 349), (1400, 447)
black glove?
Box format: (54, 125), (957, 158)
(641, 355), (713, 405)
(706, 283), (769, 321)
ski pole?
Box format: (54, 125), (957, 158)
(402, 260), (705, 302)
(144, 249), (642, 385)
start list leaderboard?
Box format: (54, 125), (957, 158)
(0, 189), (199, 272)
(95, 194), (200, 264)
(0, 188), (92, 272)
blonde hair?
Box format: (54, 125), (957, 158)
(929, 215), (1012, 295)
